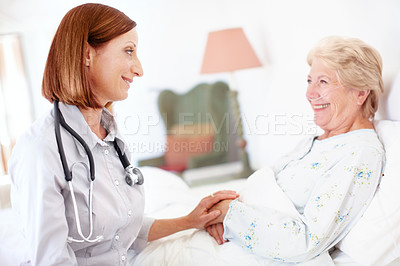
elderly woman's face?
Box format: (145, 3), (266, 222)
(306, 58), (363, 132)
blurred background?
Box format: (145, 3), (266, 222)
(1, 0), (399, 174)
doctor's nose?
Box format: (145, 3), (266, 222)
(131, 57), (144, 77)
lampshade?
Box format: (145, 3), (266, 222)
(200, 27), (262, 74)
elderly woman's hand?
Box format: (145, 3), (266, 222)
(185, 190), (238, 229)
(205, 199), (235, 245)
(206, 223), (227, 245)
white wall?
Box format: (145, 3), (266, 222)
(1, 0), (400, 169)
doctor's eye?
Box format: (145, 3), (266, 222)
(125, 49), (134, 56)
(307, 79), (312, 85)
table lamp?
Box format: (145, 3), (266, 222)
(200, 27), (262, 178)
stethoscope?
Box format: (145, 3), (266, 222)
(53, 101), (144, 243)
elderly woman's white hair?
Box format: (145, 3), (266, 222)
(307, 36), (384, 119)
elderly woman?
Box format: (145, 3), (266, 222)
(206, 36), (385, 263)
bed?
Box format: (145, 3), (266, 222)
(1, 74), (400, 265)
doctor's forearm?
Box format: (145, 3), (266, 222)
(147, 217), (191, 241)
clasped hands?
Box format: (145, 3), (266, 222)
(186, 190), (239, 245)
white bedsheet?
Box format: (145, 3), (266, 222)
(133, 167), (338, 266)
(132, 229), (337, 266)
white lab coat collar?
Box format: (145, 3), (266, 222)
(56, 102), (126, 158)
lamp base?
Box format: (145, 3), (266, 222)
(233, 149), (254, 179)
(228, 88), (254, 179)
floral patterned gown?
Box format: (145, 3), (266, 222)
(223, 129), (385, 263)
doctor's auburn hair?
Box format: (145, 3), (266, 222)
(42, 3), (136, 108)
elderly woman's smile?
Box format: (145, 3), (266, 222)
(312, 103), (330, 110)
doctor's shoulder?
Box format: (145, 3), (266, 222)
(15, 108), (56, 149)
(9, 108), (62, 178)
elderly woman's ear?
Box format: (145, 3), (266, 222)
(354, 89), (370, 106)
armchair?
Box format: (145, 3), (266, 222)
(138, 81), (233, 172)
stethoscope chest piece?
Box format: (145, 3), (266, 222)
(125, 166), (144, 186)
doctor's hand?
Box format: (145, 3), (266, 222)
(186, 190), (238, 229)
(206, 223), (227, 245)
(205, 199), (233, 226)
(148, 190), (238, 242)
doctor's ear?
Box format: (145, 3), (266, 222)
(84, 42), (95, 67)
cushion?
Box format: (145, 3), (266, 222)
(164, 123), (214, 171)
(337, 120), (400, 265)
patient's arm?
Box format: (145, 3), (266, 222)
(148, 190), (238, 242)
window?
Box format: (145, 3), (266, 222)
(0, 33), (33, 174)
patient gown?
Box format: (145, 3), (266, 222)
(223, 129), (384, 263)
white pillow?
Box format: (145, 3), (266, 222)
(386, 71), (400, 121)
(140, 166), (192, 215)
(337, 120), (400, 265)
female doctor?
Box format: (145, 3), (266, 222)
(9, 3), (237, 265)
